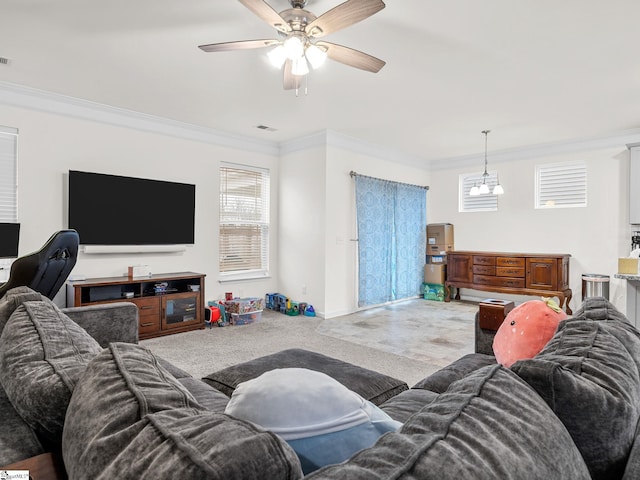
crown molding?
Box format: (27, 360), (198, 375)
(279, 129), (428, 167)
(428, 129), (640, 171)
(4, 81), (639, 168)
(0, 81), (279, 156)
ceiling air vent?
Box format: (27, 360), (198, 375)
(256, 125), (277, 132)
(0, 57), (11, 65)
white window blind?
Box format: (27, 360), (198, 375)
(0, 126), (18, 222)
(219, 164), (270, 278)
(535, 162), (587, 209)
(459, 172), (499, 212)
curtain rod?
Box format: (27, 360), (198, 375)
(349, 171), (429, 191)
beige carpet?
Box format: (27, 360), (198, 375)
(142, 298), (479, 387)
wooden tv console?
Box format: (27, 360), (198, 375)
(445, 251), (573, 314)
(67, 272), (205, 339)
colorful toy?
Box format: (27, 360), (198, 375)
(304, 305), (316, 317)
(492, 298), (567, 368)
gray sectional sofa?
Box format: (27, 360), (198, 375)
(1, 286), (640, 479)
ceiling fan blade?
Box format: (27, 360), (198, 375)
(238, 0), (292, 33)
(198, 39), (278, 52)
(317, 41), (385, 73)
(283, 60), (302, 90)
(305, 0), (385, 38)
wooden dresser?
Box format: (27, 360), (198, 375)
(445, 251), (572, 314)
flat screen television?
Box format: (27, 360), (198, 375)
(0, 222), (20, 258)
(68, 170), (195, 246)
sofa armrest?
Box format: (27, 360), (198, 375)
(62, 303), (139, 347)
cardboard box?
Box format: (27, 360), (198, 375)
(618, 258), (640, 274)
(426, 255), (447, 264)
(426, 243), (454, 255)
(424, 264), (446, 284)
(427, 223), (454, 246)
(423, 282), (445, 302)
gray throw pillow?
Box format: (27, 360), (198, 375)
(0, 299), (102, 446)
(0, 286), (44, 335)
(511, 304), (640, 480)
(63, 343), (302, 480)
(307, 364), (590, 479)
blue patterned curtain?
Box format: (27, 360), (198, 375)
(355, 175), (427, 307)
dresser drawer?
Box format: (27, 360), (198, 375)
(473, 265), (496, 275)
(473, 274), (525, 288)
(496, 257), (525, 267)
(496, 266), (525, 278)
(132, 296), (160, 315)
(139, 314), (161, 334)
(133, 297), (161, 334)
(473, 256), (496, 266)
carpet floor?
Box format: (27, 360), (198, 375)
(142, 298), (479, 387)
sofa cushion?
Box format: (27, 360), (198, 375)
(379, 388), (439, 423)
(307, 364), (590, 480)
(63, 343), (302, 480)
(0, 286), (43, 335)
(202, 348), (408, 405)
(0, 299), (102, 447)
(511, 298), (640, 480)
(0, 384), (45, 466)
(412, 353), (496, 393)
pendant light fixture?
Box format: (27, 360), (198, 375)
(470, 130), (504, 196)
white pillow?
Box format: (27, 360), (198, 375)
(225, 368), (401, 474)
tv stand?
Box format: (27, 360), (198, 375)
(67, 272), (205, 339)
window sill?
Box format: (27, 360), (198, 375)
(219, 273), (271, 283)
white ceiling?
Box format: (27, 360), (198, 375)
(2, 0), (640, 162)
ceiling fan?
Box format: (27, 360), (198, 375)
(198, 0), (386, 91)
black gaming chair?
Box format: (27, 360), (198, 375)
(0, 229), (79, 300)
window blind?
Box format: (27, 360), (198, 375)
(219, 165), (270, 277)
(535, 162), (587, 209)
(0, 126), (18, 222)
(459, 172), (499, 212)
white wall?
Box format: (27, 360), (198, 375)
(1, 102), (281, 306)
(428, 145), (630, 313)
(278, 142), (327, 315)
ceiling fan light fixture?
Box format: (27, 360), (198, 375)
(291, 56), (309, 76)
(469, 184), (480, 196)
(305, 44), (327, 69)
(493, 183), (504, 195)
(283, 35), (304, 60)
(479, 182), (490, 195)
(267, 45), (287, 68)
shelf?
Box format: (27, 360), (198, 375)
(67, 272), (205, 339)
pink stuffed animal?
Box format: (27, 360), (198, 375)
(492, 298), (568, 368)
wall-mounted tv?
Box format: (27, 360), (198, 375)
(68, 170), (195, 246)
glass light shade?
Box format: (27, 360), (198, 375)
(283, 36), (304, 60)
(469, 185), (480, 196)
(305, 44), (327, 69)
(291, 57), (309, 76)
(267, 45), (287, 68)
(493, 183), (504, 195)
(479, 183), (490, 194)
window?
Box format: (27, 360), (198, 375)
(459, 172), (499, 212)
(535, 162), (587, 209)
(0, 126), (18, 222)
(219, 164), (270, 280)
